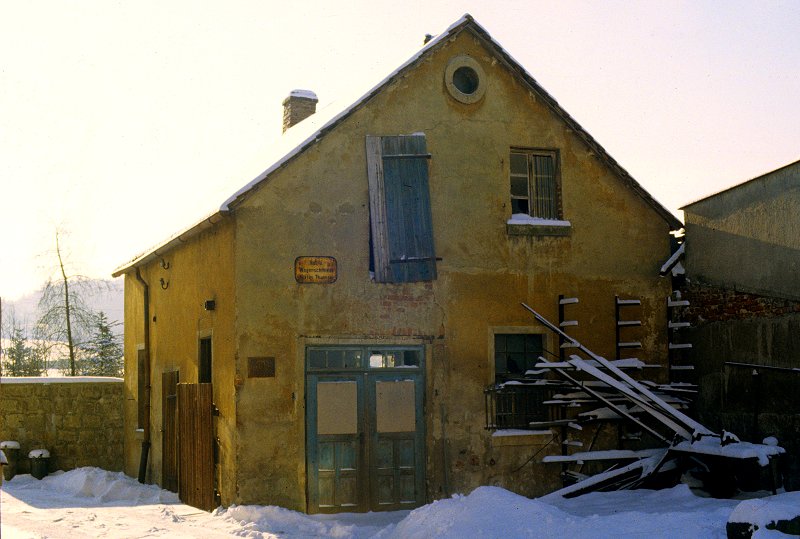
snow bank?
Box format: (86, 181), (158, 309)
(381, 486), (574, 538)
(728, 491), (800, 528)
(4, 466), (792, 539)
(219, 504), (358, 538)
(13, 467), (179, 505)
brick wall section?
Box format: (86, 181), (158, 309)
(0, 380), (123, 474)
(683, 282), (800, 325)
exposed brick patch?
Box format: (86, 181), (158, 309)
(682, 283), (800, 325)
(377, 284), (435, 336)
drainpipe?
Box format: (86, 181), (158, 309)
(135, 267), (151, 483)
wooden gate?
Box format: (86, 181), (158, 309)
(177, 383), (215, 511)
(161, 371), (179, 493)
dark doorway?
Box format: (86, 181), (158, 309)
(199, 337), (212, 383)
(162, 370), (180, 492)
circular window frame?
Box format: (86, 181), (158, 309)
(445, 55), (486, 105)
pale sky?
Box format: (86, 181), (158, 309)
(2, 0), (798, 300)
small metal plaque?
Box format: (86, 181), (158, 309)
(248, 357), (275, 378)
(295, 256), (337, 284)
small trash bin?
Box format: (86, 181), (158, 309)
(0, 449), (7, 485)
(0, 441), (20, 481)
(29, 449), (50, 480)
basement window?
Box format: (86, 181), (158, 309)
(366, 134), (437, 283)
(486, 333), (552, 429)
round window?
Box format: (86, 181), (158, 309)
(453, 66), (479, 95)
(445, 55), (486, 104)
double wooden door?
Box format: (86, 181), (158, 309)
(306, 346), (425, 513)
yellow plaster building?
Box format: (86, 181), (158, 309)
(114, 15), (681, 512)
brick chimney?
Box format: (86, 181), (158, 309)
(282, 90), (318, 132)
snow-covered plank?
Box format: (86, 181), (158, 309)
(560, 320), (579, 327)
(670, 438), (785, 466)
(542, 448), (663, 463)
(531, 347), (672, 444)
(668, 321), (691, 329)
(617, 341), (642, 348)
(667, 299), (690, 307)
(616, 299), (641, 305)
(559, 297), (579, 305)
(659, 243), (685, 275)
(568, 357), (695, 440)
(539, 451), (668, 500)
(525, 419), (582, 429)
(617, 320), (641, 327)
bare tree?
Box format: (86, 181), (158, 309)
(35, 232), (101, 376)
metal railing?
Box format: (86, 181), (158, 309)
(484, 383), (556, 430)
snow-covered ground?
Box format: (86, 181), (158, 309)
(0, 467), (796, 538)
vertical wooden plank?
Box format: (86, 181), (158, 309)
(178, 383), (215, 511)
(366, 136), (391, 282)
(162, 370), (179, 493)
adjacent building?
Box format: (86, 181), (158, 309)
(681, 159), (800, 490)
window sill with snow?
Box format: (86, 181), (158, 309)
(506, 214), (571, 237)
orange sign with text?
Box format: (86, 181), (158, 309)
(295, 256), (337, 284)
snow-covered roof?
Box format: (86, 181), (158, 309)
(114, 13), (681, 276)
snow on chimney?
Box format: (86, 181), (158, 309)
(282, 89), (318, 133)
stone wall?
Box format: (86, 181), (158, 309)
(0, 378), (124, 475)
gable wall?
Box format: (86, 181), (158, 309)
(122, 218), (237, 503)
(231, 30), (674, 508)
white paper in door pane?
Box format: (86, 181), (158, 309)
(376, 380), (415, 433)
(317, 381), (358, 435)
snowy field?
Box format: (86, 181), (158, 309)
(1, 467), (797, 538)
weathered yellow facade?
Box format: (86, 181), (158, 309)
(116, 16), (679, 512)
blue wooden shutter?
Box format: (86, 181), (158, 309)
(366, 135), (436, 283)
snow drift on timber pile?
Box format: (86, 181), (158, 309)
(519, 304), (786, 499)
